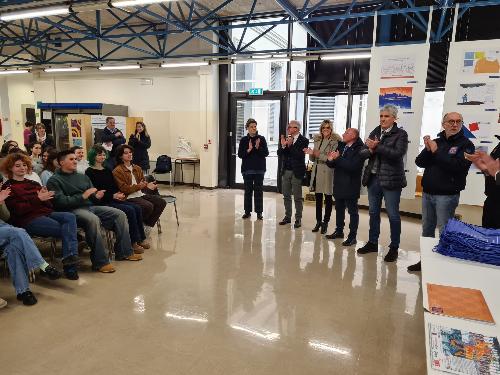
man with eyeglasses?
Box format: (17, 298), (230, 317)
(408, 112), (474, 272)
(277, 120), (309, 228)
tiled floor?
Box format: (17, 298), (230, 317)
(0, 187), (426, 375)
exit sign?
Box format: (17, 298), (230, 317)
(249, 88), (264, 96)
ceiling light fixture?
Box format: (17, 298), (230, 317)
(234, 56), (290, 64)
(0, 70), (30, 75)
(161, 62), (209, 68)
(0, 6), (69, 21)
(98, 65), (141, 70)
(320, 52), (372, 60)
(112, 0), (174, 7)
(44, 67), (82, 73)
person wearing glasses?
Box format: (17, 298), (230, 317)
(408, 112), (474, 272)
(277, 120), (309, 228)
(303, 119), (341, 234)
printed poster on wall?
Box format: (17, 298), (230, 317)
(380, 56), (416, 79)
(379, 87), (413, 109)
(462, 50), (500, 74)
(462, 114), (495, 140)
(456, 83), (496, 106)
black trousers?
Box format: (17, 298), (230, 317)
(127, 194), (167, 227)
(315, 193), (333, 223)
(335, 198), (359, 237)
(482, 195), (500, 229)
(243, 174), (264, 214)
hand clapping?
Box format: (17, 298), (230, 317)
(0, 187), (11, 204)
(37, 187), (55, 202)
(327, 150), (340, 161)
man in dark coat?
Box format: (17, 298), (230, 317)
(358, 105), (408, 263)
(408, 112), (474, 272)
(277, 120), (309, 228)
(325, 127), (367, 246)
(100, 117), (126, 168)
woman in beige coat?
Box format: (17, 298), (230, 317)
(304, 120), (341, 234)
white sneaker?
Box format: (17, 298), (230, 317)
(144, 225), (153, 238)
(0, 298), (7, 309)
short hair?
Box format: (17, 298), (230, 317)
(70, 145), (83, 153)
(115, 144), (134, 165)
(87, 144), (108, 167)
(347, 127), (360, 138)
(380, 104), (398, 118)
(35, 123), (46, 130)
(289, 120), (301, 129)
(442, 112), (463, 124)
(0, 152), (32, 179)
(43, 149), (59, 173)
(25, 121), (34, 128)
(57, 149), (75, 163)
(245, 118), (257, 129)
(106, 117), (115, 124)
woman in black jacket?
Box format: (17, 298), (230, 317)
(128, 121), (151, 173)
(237, 118), (269, 220)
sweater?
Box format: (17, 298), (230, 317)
(1, 179), (53, 227)
(416, 129), (475, 195)
(46, 169), (98, 210)
(85, 167), (119, 204)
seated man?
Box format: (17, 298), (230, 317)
(47, 150), (142, 273)
(0, 187), (62, 306)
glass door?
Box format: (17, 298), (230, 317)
(230, 95), (287, 192)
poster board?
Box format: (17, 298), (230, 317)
(366, 44), (430, 199)
(442, 40), (500, 206)
(67, 114), (92, 155)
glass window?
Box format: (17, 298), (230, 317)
(290, 24), (307, 91)
(289, 92), (305, 126)
(350, 94), (368, 140)
(420, 91), (445, 149)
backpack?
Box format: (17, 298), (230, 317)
(153, 155), (172, 173)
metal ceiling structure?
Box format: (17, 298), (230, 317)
(0, 0), (499, 68)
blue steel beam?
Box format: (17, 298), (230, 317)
(327, 0), (358, 46)
(438, 0), (478, 39)
(236, 0), (258, 52)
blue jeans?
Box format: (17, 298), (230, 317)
(367, 176), (402, 248)
(72, 206), (132, 268)
(422, 193), (459, 237)
(107, 201), (146, 244)
(24, 212), (78, 260)
(335, 198), (359, 237)
(0, 223), (46, 294)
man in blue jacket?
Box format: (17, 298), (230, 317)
(408, 112), (474, 272)
(277, 120), (309, 228)
(325, 127), (367, 246)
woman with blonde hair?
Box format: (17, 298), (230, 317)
(304, 120), (341, 234)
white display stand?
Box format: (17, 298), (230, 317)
(420, 237), (500, 374)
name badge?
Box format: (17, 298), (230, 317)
(448, 147), (458, 155)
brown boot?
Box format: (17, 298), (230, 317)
(133, 243), (145, 254)
(138, 241), (150, 249)
(123, 254), (143, 261)
(98, 264), (116, 273)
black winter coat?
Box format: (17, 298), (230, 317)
(101, 126), (126, 156)
(326, 138), (367, 199)
(416, 129), (474, 195)
(237, 134), (269, 173)
(129, 133), (151, 171)
(362, 124), (408, 190)
(485, 140), (500, 197)
(29, 133), (55, 149)
(277, 134), (310, 179)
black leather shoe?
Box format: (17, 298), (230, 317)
(40, 265), (62, 280)
(257, 214), (263, 220)
(357, 242), (378, 254)
(294, 220), (302, 229)
(407, 261), (421, 272)
(17, 291), (37, 306)
(342, 237), (357, 246)
(325, 230), (344, 240)
(384, 247), (399, 262)
(320, 222), (329, 234)
(62, 255), (80, 266)
(279, 217), (291, 225)
(64, 265), (79, 280)
(312, 222), (322, 232)
(242, 213), (251, 219)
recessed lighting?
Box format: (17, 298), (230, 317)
(0, 7), (69, 21)
(98, 65), (141, 70)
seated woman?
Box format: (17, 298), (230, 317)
(0, 152), (80, 280)
(85, 145), (149, 253)
(7, 147), (42, 185)
(0, 187), (62, 305)
(113, 145), (166, 236)
(41, 148), (59, 186)
(29, 141), (44, 175)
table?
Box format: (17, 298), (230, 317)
(420, 237), (500, 374)
(173, 157), (199, 188)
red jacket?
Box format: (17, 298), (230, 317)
(1, 179), (53, 227)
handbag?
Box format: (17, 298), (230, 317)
(302, 161), (312, 187)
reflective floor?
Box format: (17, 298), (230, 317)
(0, 187), (425, 375)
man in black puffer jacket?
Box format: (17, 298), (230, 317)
(358, 104), (408, 263)
(408, 112), (474, 272)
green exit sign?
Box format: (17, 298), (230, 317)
(249, 88), (264, 95)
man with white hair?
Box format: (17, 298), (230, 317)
(277, 120), (309, 228)
(407, 111), (474, 272)
(358, 105), (408, 262)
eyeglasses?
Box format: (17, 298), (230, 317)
(446, 119), (462, 125)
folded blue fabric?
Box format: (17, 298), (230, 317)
(433, 219), (500, 266)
